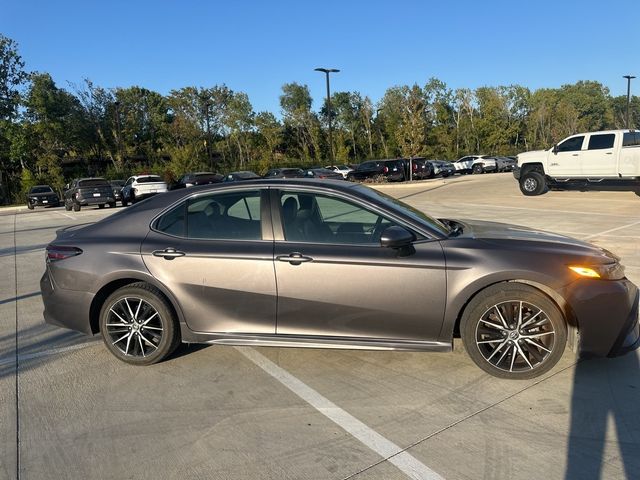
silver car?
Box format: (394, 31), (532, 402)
(41, 180), (639, 379)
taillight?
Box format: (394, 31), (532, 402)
(383, 166), (389, 173)
(412, 164), (417, 171)
(46, 245), (83, 262)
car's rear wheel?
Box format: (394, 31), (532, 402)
(73, 202), (81, 212)
(27, 203), (34, 210)
(461, 283), (567, 379)
(109, 201), (116, 208)
(520, 171), (546, 196)
(472, 164), (484, 174)
(99, 283), (180, 365)
(98, 204), (104, 209)
(64, 200), (72, 211)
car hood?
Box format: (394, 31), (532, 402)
(452, 219), (618, 261)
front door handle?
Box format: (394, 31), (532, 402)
(276, 252), (313, 265)
(152, 247), (185, 260)
(572, 153), (579, 156)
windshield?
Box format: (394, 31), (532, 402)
(30, 186), (53, 193)
(358, 186), (451, 236)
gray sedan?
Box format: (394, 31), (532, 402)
(41, 179), (639, 379)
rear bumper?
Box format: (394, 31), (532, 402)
(77, 195), (114, 205)
(562, 278), (639, 357)
(41, 268), (95, 335)
(28, 198), (60, 206)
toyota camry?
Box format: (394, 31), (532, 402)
(41, 179), (639, 379)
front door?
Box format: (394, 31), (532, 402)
(141, 188), (277, 334)
(548, 135), (585, 177)
(272, 189), (447, 341)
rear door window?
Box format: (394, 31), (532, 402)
(587, 134), (615, 150)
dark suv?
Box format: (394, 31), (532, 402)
(26, 185), (60, 209)
(64, 178), (115, 212)
(169, 172), (224, 190)
(346, 159), (406, 182)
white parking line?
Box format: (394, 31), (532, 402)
(236, 347), (444, 480)
(55, 211), (75, 220)
(583, 219), (640, 240)
(445, 202), (638, 218)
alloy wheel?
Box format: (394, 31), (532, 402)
(105, 297), (164, 358)
(523, 177), (537, 192)
(475, 300), (555, 373)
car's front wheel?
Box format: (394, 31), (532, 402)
(461, 283), (567, 380)
(99, 283), (180, 365)
(520, 171), (546, 196)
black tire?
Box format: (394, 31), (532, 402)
(27, 203), (34, 210)
(461, 283), (567, 380)
(121, 198), (128, 207)
(520, 171), (546, 196)
(72, 202), (81, 212)
(472, 164), (484, 174)
(65, 201), (72, 211)
(98, 204), (105, 209)
(99, 282), (181, 366)
(109, 201), (116, 208)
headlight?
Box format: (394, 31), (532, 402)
(568, 263), (625, 280)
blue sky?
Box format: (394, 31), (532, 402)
(3, 0), (638, 114)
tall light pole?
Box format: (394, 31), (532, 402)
(204, 102), (213, 171)
(315, 67), (340, 162)
(623, 75), (635, 129)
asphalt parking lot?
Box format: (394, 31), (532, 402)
(1, 173), (639, 480)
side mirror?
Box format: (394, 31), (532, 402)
(380, 226), (415, 248)
(552, 144), (559, 155)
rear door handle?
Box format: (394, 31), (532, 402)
(276, 252), (313, 265)
(572, 154), (579, 156)
(152, 248), (185, 260)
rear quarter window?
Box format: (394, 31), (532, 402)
(623, 132), (640, 147)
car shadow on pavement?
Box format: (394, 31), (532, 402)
(565, 352), (640, 479)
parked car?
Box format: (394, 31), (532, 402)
(26, 185), (60, 209)
(63, 178), (115, 211)
(491, 156), (517, 172)
(407, 158), (434, 180)
(515, 129), (640, 196)
(42, 179), (639, 379)
(121, 175), (168, 206)
(303, 168), (344, 180)
(428, 160), (456, 178)
(452, 155), (498, 174)
(264, 168), (305, 178)
(170, 172), (224, 190)
(223, 171), (262, 182)
(346, 159), (406, 182)
(324, 165), (354, 179)
(109, 180), (125, 205)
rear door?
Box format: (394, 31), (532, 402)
(272, 188), (446, 341)
(580, 132), (617, 176)
(141, 188), (277, 334)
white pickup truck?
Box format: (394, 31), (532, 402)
(514, 129), (640, 196)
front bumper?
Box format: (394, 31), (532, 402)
(28, 197), (59, 206)
(512, 166), (521, 180)
(562, 278), (639, 357)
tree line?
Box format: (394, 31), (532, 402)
(1, 33), (639, 203)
